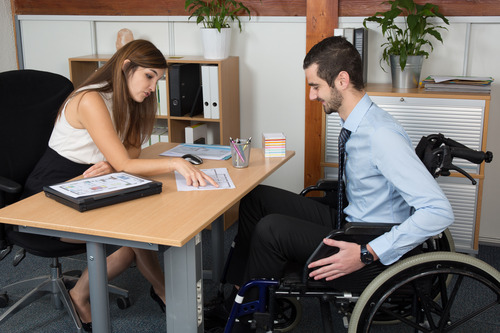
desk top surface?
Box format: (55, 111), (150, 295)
(0, 143), (294, 247)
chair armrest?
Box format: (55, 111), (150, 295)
(0, 176), (22, 194)
(300, 179), (338, 197)
(302, 222), (397, 283)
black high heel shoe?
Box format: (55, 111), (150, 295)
(150, 285), (166, 313)
(80, 321), (93, 333)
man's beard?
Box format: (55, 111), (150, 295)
(323, 86), (343, 115)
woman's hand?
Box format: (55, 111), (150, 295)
(172, 158), (219, 188)
(83, 161), (115, 178)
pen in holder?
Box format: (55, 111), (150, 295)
(230, 138), (251, 168)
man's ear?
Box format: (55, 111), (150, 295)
(336, 71), (350, 90)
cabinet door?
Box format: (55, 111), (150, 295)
(324, 166), (478, 253)
(437, 176), (478, 253)
(325, 96), (486, 174)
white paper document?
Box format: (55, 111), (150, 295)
(49, 172), (152, 198)
(175, 168), (235, 191)
(160, 144), (231, 160)
(430, 75), (493, 83)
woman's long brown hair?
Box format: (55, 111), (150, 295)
(61, 39), (167, 148)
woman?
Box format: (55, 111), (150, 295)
(22, 39), (217, 331)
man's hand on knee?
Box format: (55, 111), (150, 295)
(307, 239), (366, 281)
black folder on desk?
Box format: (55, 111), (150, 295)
(43, 172), (162, 212)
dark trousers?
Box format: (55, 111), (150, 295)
(225, 185), (389, 294)
(21, 147), (91, 199)
(225, 185), (336, 286)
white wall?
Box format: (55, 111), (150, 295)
(0, 0), (17, 71)
(11, 14), (500, 244)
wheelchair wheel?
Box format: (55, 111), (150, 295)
(273, 296), (302, 332)
(366, 228), (455, 326)
(348, 252), (500, 333)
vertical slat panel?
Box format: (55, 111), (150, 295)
(324, 167), (479, 253)
(325, 96), (486, 174)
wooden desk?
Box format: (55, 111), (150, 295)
(0, 143), (295, 333)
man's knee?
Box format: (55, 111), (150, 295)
(252, 214), (286, 245)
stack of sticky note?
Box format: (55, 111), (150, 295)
(262, 132), (286, 157)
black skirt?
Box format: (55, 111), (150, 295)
(21, 147), (93, 199)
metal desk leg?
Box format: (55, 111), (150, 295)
(86, 241), (111, 333)
(164, 234), (203, 333)
(211, 216), (224, 283)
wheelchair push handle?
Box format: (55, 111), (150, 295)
(450, 147), (493, 164)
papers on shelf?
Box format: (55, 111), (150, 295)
(175, 168), (235, 191)
(428, 75), (493, 84)
(48, 172), (153, 199)
(422, 75), (494, 93)
(160, 144), (231, 160)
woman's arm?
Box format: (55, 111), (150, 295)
(69, 91), (217, 187)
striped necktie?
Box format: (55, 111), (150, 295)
(337, 127), (351, 229)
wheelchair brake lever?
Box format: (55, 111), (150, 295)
(446, 164), (477, 185)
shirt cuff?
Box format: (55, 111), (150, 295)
(369, 235), (400, 265)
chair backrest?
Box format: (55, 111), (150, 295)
(0, 69), (74, 206)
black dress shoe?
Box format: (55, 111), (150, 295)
(204, 302), (230, 330)
(150, 285), (166, 313)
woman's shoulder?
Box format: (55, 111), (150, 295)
(69, 90), (109, 118)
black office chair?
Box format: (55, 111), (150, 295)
(0, 69), (130, 332)
(222, 134), (500, 333)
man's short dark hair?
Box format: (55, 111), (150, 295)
(303, 36), (365, 91)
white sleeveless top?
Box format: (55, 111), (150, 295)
(48, 84), (115, 164)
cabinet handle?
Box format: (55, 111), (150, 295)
(400, 97), (405, 102)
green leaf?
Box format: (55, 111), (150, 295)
(363, 0), (448, 71)
(185, 0), (255, 32)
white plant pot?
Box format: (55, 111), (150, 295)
(200, 28), (232, 60)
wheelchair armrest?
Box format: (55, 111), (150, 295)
(0, 176), (22, 194)
(300, 179), (338, 197)
(302, 222), (398, 283)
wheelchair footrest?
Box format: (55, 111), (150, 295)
(224, 279), (279, 333)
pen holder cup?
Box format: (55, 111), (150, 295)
(231, 140), (251, 168)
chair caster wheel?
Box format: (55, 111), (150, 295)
(117, 296), (131, 309)
(0, 293), (9, 308)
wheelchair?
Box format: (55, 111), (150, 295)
(221, 134), (500, 332)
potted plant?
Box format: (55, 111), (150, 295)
(363, 0), (449, 88)
(185, 0), (252, 59)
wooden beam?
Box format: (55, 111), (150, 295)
(11, 0), (305, 16)
(12, 0), (500, 17)
(304, 0), (338, 188)
(338, 0), (500, 17)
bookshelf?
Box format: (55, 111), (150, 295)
(68, 55), (240, 146)
(68, 55), (241, 229)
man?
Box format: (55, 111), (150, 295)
(207, 36), (454, 329)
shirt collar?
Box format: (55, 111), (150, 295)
(339, 93), (372, 133)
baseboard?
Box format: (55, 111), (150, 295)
(478, 236), (500, 247)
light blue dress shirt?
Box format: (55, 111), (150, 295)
(341, 94), (454, 265)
